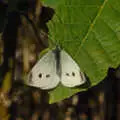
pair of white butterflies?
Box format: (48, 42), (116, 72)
(26, 47), (86, 90)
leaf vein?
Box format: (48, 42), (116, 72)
(74, 0), (108, 59)
(92, 29), (114, 64)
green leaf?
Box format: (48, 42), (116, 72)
(43, 0), (120, 103)
(41, 0), (62, 8)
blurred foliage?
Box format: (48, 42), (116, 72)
(0, 1), (7, 33)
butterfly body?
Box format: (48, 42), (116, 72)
(26, 47), (86, 90)
(53, 46), (61, 77)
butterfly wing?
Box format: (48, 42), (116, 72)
(26, 50), (60, 90)
(61, 50), (86, 87)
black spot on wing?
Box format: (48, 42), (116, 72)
(72, 72), (75, 76)
(66, 73), (70, 76)
(39, 73), (42, 78)
(46, 74), (50, 78)
(66, 72), (75, 77)
(80, 72), (84, 81)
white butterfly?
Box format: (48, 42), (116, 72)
(26, 47), (86, 90)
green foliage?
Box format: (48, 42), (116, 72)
(43, 0), (120, 103)
(42, 0), (63, 8)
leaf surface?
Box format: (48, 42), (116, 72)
(43, 0), (120, 103)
